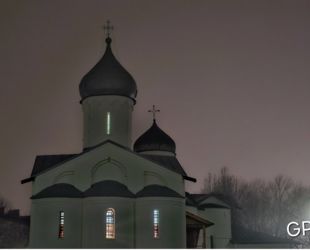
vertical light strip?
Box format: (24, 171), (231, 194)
(153, 209), (159, 239)
(58, 211), (64, 238)
(106, 208), (115, 239)
(107, 112), (111, 135)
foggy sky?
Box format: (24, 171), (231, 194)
(1, 0), (310, 215)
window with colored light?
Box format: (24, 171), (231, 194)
(107, 112), (111, 135)
(153, 209), (159, 239)
(58, 211), (64, 238)
(106, 208), (115, 239)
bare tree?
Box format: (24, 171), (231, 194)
(0, 196), (9, 213)
(0, 195), (29, 248)
(202, 167), (310, 247)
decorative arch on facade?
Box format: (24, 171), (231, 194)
(91, 157), (127, 184)
(53, 171), (75, 184)
(143, 171), (166, 186)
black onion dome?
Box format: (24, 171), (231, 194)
(79, 37), (137, 100)
(134, 120), (176, 154)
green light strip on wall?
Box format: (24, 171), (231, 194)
(107, 112), (111, 135)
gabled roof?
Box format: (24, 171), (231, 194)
(186, 211), (214, 227)
(31, 154), (77, 176)
(185, 193), (198, 207)
(22, 140), (196, 184)
(140, 154), (188, 177)
(187, 192), (240, 209)
(186, 192), (237, 209)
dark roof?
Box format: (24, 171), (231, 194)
(188, 193), (212, 203)
(185, 192), (199, 207)
(84, 180), (135, 198)
(231, 224), (297, 245)
(31, 183), (83, 199)
(31, 154), (77, 176)
(186, 193), (237, 209)
(136, 185), (184, 198)
(22, 140), (194, 184)
(134, 120), (176, 154)
(79, 37), (137, 101)
(186, 211), (214, 227)
(140, 154), (188, 177)
(198, 203), (229, 209)
(188, 192), (239, 209)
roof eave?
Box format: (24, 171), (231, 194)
(21, 176), (35, 184)
(21, 139), (189, 183)
(183, 175), (197, 182)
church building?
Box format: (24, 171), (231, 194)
(21, 23), (295, 249)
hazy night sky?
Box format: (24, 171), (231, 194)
(1, 0), (310, 215)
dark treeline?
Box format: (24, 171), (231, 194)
(0, 197), (29, 248)
(202, 167), (310, 247)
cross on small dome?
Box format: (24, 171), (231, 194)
(148, 105), (160, 121)
(103, 20), (114, 38)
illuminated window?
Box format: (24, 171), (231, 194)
(153, 209), (159, 239)
(106, 112), (111, 135)
(106, 208), (115, 239)
(58, 211), (64, 238)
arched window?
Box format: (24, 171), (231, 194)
(153, 209), (159, 239)
(106, 208), (115, 239)
(58, 211), (64, 238)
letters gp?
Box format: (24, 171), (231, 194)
(287, 221), (310, 237)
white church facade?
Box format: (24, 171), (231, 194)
(21, 25), (295, 249)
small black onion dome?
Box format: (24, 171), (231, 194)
(79, 37), (137, 101)
(134, 120), (176, 154)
